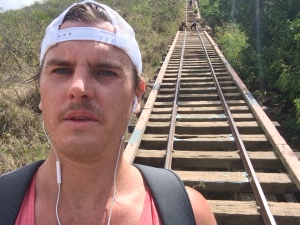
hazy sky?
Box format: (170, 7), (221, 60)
(0, 0), (44, 11)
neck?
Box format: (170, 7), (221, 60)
(37, 146), (132, 203)
(35, 154), (145, 225)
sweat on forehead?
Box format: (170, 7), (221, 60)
(40, 0), (142, 76)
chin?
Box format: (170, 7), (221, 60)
(57, 140), (103, 161)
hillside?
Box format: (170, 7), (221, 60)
(0, 0), (185, 174)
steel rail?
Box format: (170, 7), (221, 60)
(164, 30), (187, 169)
(203, 31), (300, 190)
(196, 30), (277, 224)
(124, 32), (180, 164)
(164, 0), (188, 169)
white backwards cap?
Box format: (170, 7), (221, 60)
(40, 0), (142, 75)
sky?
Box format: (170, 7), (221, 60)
(0, 0), (44, 11)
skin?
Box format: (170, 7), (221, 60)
(35, 20), (216, 225)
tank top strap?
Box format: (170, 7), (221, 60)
(15, 174), (36, 225)
(138, 187), (160, 225)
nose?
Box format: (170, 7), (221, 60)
(67, 71), (94, 102)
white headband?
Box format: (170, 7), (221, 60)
(40, 0), (142, 75)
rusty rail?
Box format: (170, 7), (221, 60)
(165, 30), (187, 169)
(197, 28), (276, 225)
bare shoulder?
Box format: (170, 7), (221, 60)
(185, 186), (217, 225)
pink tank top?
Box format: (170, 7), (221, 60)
(15, 175), (160, 225)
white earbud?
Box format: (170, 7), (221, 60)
(42, 121), (61, 184)
(132, 96), (138, 113)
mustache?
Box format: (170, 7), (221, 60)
(57, 102), (103, 121)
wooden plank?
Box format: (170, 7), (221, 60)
(149, 114), (269, 123)
(176, 121), (263, 134)
(221, 86), (239, 93)
(174, 100), (245, 107)
(174, 170), (296, 194)
(134, 150), (166, 167)
(140, 134), (270, 150)
(146, 121), (231, 133)
(177, 100), (222, 106)
(180, 87), (238, 94)
(159, 87), (219, 94)
(208, 200), (300, 225)
(178, 93), (220, 101)
(178, 93), (242, 101)
(144, 121), (263, 134)
(226, 100), (248, 106)
(151, 106), (250, 114)
(177, 80), (235, 87)
(151, 105), (253, 115)
(177, 106), (250, 113)
(173, 134), (270, 150)
(176, 113), (226, 121)
(181, 73), (213, 77)
(180, 76), (213, 83)
(162, 77), (212, 82)
(172, 81), (216, 88)
(178, 100), (223, 107)
(229, 106), (252, 112)
(149, 114), (171, 122)
(174, 150), (282, 168)
(135, 150), (284, 169)
(152, 106), (224, 114)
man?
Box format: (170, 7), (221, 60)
(179, 21), (188, 31)
(0, 1), (216, 224)
(191, 16), (197, 30)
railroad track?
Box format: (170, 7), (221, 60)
(125, 1), (300, 224)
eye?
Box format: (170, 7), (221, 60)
(95, 70), (117, 77)
(53, 68), (73, 75)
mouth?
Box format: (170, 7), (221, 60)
(64, 111), (98, 122)
(71, 116), (94, 121)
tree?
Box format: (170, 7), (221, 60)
(199, 0), (300, 144)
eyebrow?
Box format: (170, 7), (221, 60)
(91, 62), (124, 71)
(44, 59), (125, 71)
(44, 59), (74, 68)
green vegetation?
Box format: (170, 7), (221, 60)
(214, 23), (248, 70)
(0, 0), (185, 174)
(193, 6), (198, 15)
(199, 0), (300, 147)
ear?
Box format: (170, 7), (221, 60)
(133, 78), (146, 114)
(136, 77), (146, 99)
(38, 102), (42, 111)
(131, 96), (138, 113)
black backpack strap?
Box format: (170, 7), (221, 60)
(0, 160), (44, 225)
(134, 164), (196, 225)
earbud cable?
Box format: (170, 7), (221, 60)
(107, 111), (135, 225)
(42, 121), (62, 225)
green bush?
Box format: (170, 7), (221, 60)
(215, 23), (248, 71)
(193, 6), (198, 15)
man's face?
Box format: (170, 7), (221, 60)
(39, 21), (137, 162)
